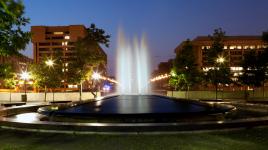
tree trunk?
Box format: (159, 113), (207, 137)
(79, 81), (82, 101)
(44, 86), (47, 102)
(186, 85), (190, 99)
(263, 82), (265, 98)
(52, 88), (55, 102)
(215, 83), (218, 100)
(9, 89), (12, 102)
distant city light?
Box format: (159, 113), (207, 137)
(150, 73), (170, 82)
(103, 84), (111, 91)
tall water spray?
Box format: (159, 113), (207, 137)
(116, 30), (150, 95)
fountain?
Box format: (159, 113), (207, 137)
(36, 29), (234, 123)
(116, 29), (150, 94)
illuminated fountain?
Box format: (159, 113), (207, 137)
(35, 29), (235, 124)
(116, 29), (150, 94)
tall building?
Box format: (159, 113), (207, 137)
(31, 25), (107, 90)
(175, 36), (268, 75)
(31, 25), (88, 63)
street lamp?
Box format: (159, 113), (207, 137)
(92, 72), (101, 98)
(45, 59), (54, 67)
(20, 71), (30, 102)
(216, 56), (225, 64)
(92, 72), (101, 80)
(44, 59), (54, 102)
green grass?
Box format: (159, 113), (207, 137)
(0, 127), (268, 150)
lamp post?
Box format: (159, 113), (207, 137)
(45, 59), (54, 67)
(92, 72), (100, 98)
(20, 71), (30, 102)
(44, 59), (54, 102)
(215, 56), (225, 100)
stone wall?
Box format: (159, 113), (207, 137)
(0, 92), (100, 102)
(167, 90), (268, 100)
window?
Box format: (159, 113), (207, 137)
(53, 32), (64, 35)
(52, 42), (61, 46)
(52, 36), (64, 40)
(39, 43), (50, 46)
(230, 46), (236, 49)
(224, 46), (228, 49)
(39, 48), (49, 51)
(62, 41), (68, 46)
(64, 36), (70, 40)
(250, 45), (255, 49)
(237, 46), (242, 49)
(244, 45), (249, 49)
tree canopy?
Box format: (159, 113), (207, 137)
(0, 0), (30, 56)
(169, 39), (201, 90)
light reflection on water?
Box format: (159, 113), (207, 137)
(14, 113), (40, 123)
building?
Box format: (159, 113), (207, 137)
(31, 25), (107, 90)
(175, 36), (268, 76)
(31, 25), (88, 63)
(0, 54), (33, 73)
(0, 54), (33, 89)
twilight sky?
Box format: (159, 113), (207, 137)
(21, 0), (268, 75)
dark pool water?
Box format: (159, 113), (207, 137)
(52, 95), (212, 116)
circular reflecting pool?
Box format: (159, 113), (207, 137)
(38, 95), (234, 122)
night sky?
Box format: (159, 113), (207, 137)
(21, 0), (268, 75)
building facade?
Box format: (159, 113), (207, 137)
(31, 25), (88, 63)
(31, 25), (107, 90)
(0, 54), (33, 73)
(175, 36), (268, 75)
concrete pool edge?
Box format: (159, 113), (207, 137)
(1, 104), (268, 133)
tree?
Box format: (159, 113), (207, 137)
(0, 0), (30, 56)
(66, 23), (110, 100)
(0, 63), (16, 101)
(239, 50), (266, 98)
(4, 74), (16, 102)
(169, 39), (201, 96)
(30, 55), (64, 101)
(204, 28), (231, 100)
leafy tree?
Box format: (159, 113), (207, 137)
(66, 23), (109, 99)
(0, 63), (16, 101)
(30, 55), (64, 101)
(239, 50), (266, 98)
(204, 28), (231, 99)
(0, 0), (30, 56)
(169, 39), (201, 96)
(4, 74), (16, 102)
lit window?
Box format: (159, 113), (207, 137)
(64, 36), (70, 40)
(201, 46), (205, 50)
(244, 45), (249, 49)
(53, 32), (63, 35)
(230, 46), (236, 49)
(257, 45), (262, 49)
(61, 42), (68, 46)
(250, 45), (255, 49)
(237, 46), (242, 49)
(224, 46), (228, 49)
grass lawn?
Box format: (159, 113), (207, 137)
(0, 127), (268, 150)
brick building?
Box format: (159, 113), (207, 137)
(175, 36), (268, 76)
(31, 25), (107, 90)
